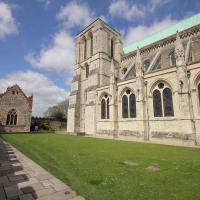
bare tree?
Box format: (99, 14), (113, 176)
(43, 99), (69, 119)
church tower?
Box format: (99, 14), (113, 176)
(67, 19), (122, 134)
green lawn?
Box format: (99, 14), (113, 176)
(1, 134), (200, 200)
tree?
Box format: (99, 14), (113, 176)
(43, 99), (69, 119)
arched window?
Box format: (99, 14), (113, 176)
(111, 39), (114, 58)
(153, 90), (162, 117)
(163, 88), (174, 116)
(170, 52), (176, 65)
(153, 83), (174, 117)
(101, 94), (109, 119)
(84, 39), (87, 59)
(122, 90), (136, 118)
(144, 60), (150, 72)
(6, 109), (17, 125)
(86, 65), (89, 78)
(90, 35), (93, 56)
(197, 83), (200, 115)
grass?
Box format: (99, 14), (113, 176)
(1, 134), (200, 200)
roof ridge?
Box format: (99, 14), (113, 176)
(123, 12), (200, 54)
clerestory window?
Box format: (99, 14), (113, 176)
(170, 52), (176, 66)
(6, 109), (17, 125)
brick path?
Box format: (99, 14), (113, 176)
(0, 138), (85, 200)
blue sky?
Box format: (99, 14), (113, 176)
(0, 0), (199, 116)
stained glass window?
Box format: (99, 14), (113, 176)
(163, 88), (174, 116)
(111, 40), (114, 58)
(144, 61), (150, 71)
(170, 52), (176, 65)
(6, 109), (17, 125)
(90, 36), (93, 56)
(101, 99), (105, 119)
(122, 95), (128, 118)
(101, 94), (109, 119)
(153, 90), (162, 117)
(107, 98), (109, 119)
(86, 65), (89, 78)
(84, 39), (87, 59)
(198, 84), (200, 104)
(130, 94), (136, 118)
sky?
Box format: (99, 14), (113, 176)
(0, 0), (199, 116)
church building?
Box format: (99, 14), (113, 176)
(0, 84), (33, 133)
(67, 13), (200, 146)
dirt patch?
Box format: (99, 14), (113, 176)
(145, 166), (160, 171)
(124, 161), (138, 166)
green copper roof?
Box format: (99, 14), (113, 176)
(123, 13), (200, 54)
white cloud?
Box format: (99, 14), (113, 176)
(149, 0), (170, 12)
(25, 30), (75, 74)
(109, 0), (145, 21)
(0, 70), (69, 116)
(56, 1), (95, 28)
(37, 0), (51, 9)
(122, 16), (178, 46)
(0, 2), (18, 40)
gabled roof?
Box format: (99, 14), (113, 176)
(123, 13), (200, 54)
(0, 84), (33, 109)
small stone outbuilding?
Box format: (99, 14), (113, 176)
(0, 84), (33, 133)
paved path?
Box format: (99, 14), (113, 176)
(0, 138), (85, 200)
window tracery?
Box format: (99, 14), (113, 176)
(6, 109), (17, 125)
(153, 83), (174, 117)
(101, 94), (109, 119)
(122, 90), (136, 118)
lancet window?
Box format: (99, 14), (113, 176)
(101, 94), (109, 119)
(122, 89), (136, 118)
(111, 39), (114, 58)
(90, 35), (93, 56)
(144, 60), (150, 72)
(6, 109), (17, 125)
(153, 83), (174, 117)
(170, 52), (176, 66)
(84, 39), (87, 59)
(86, 65), (89, 78)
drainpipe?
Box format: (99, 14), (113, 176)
(144, 81), (150, 140)
(187, 70), (198, 145)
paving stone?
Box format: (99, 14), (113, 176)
(19, 193), (35, 200)
(30, 166), (45, 172)
(0, 175), (9, 183)
(0, 165), (11, 171)
(31, 187), (56, 198)
(9, 175), (25, 182)
(35, 173), (54, 181)
(40, 180), (53, 187)
(51, 182), (70, 192)
(49, 178), (61, 184)
(1, 161), (12, 166)
(36, 189), (77, 200)
(21, 182), (45, 193)
(0, 169), (13, 176)
(18, 177), (39, 187)
(4, 185), (23, 198)
(3, 180), (25, 187)
(0, 187), (6, 200)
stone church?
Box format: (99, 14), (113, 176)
(67, 13), (200, 146)
(0, 84), (33, 133)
